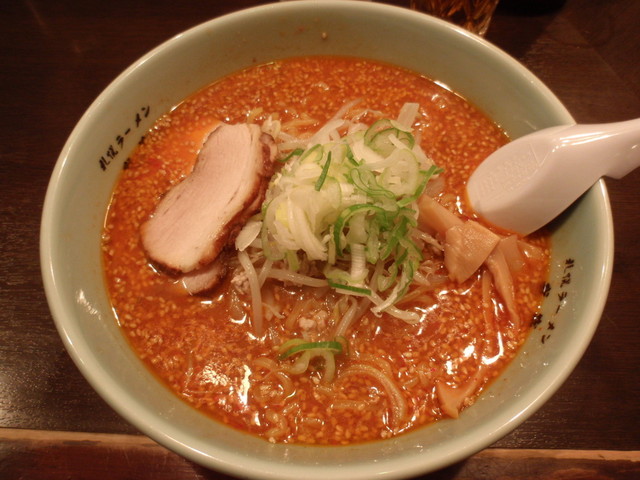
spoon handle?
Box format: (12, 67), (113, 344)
(598, 118), (640, 179)
(556, 118), (640, 179)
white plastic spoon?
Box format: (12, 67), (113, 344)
(466, 118), (640, 235)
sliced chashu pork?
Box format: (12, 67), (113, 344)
(179, 251), (230, 295)
(141, 123), (277, 279)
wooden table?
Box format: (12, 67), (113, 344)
(1, 0), (638, 478)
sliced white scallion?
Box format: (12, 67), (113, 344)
(235, 218), (262, 251)
(396, 102), (420, 130)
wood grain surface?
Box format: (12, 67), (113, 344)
(1, 0), (638, 478)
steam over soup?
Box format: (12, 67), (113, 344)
(102, 56), (550, 445)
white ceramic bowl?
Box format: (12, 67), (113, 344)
(40, 2), (613, 479)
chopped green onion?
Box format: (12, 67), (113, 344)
(369, 127), (414, 157)
(278, 147), (304, 163)
(335, 335), (350, 356)
(345, 144), (359, 166)
(332, 204), (388, 256)
(278, 340), (343, 360)
(299, 143), (323, 164)
(349, 166), (395, 199)
(398, 165), (443, 207)
(327, 280), (372, 296)
(363, 118), (395, 145)
(315, 151), (332, 191)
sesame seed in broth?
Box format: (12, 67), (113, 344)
(102, 56), (550, 445)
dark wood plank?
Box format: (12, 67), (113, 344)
(1, 429), (639, 480)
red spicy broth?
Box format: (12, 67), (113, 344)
(102, 56), (550, 445)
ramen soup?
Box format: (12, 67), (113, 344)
(102, 56), (550, 445)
